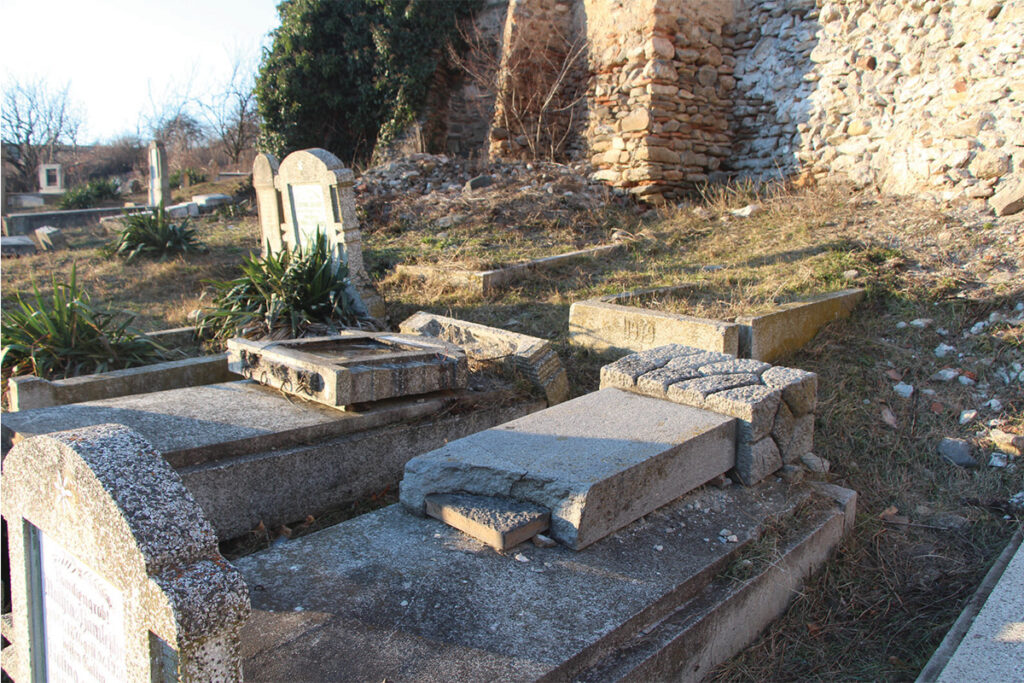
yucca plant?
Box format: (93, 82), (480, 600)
(199, 232), (367, 341)
(1, 266), (164, 381)
(110, 206), (205, 262)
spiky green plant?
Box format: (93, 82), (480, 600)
(199, 232), (365, 340)
(1, 266), (164, 381)
(110, 206), (204, 262)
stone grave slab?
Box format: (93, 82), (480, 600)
(425, 493), (550, 550)
(227, 332), (467, 408)
(401, 387), (736, 549)
(1, 424), (249, 681)
(235, 481), (855, 681)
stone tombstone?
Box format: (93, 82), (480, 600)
(252, 148), (385, 320)
(37, 163), (65, 194)
(1, 424), (250, 682)
(148, 141), (169, 207)
(252, 152), (283, 255)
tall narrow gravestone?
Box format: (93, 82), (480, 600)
(252, 148), (386, 321)
(1, 424), (250, 682)
(148, 141), (169, 207)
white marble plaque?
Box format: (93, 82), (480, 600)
(40, 531), (127, 682)
(289, 183), (328, 243)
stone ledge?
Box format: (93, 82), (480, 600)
(395, 244), (623, 295)
(601, 345), (818, 485)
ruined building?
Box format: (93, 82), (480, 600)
(438, 0), (1023, 210)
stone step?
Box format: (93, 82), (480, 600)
(400, 388), (736, 550)
(424, 493), (550, 551)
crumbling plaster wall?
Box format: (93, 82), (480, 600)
(476, 0), (1023, 207)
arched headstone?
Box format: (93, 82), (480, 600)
(1, 424), (250, 682)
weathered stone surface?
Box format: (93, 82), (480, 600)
(599, 344), (707, 389)
(1, 235), (37, 257)
(570, 300), (740, 356)
(400, 388), (736, 549)
(425, 493), (549, 550)
(704, 385), (781, 443)
(32, 225), (66, 251)
(237, 482), (853, 681)
(698, 359), (772, 376)
(762, 366), (818, 416)
(783, 413), (815, 463)
(191, 193), (233, 210)
(399, 311), (569, 404)
(1, 424), (249, 681)
(228, 333), (467, 407)
(666, 373), (761, 407)
(738, 289), (865, 362)
(939, 437), (977, 468)
(735, 437), (783, 486)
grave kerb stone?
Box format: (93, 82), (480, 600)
(1, 424), (250, 681)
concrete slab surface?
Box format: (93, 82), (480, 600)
(928, 530), (1024, 682)
(400, 388), (736, 549)
(235, 481), (853, 682)
(2, 380), (474, 468)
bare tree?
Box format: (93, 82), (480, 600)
(1, 77), (82, 191)
(200, 51), (260, 167)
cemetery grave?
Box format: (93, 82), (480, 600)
(1, 146), (1021, 680)
(2, 341), (857, 681)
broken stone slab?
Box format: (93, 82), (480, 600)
(1, 424), (250, 681)
(235, 481), (855, 681)
(166, 201), (200, 218)
(227, 332), (467, 408)
(737, 289), (864, 362)
(399, 311), (569, 404)
(32, 225), (66, 251)
(989, 177), (1024, 216)
(400, 388), (736, 550)
(568, 299), (741, 356)
(1, 235), (37, 257)
(425, 493), (549, 551)
(600, 345), (819, 485)
(191, 193), (233, 211)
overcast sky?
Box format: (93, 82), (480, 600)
(1, 0), (281, 143)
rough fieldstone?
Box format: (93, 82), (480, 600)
(735, 437), (783, 485)
(970, 150), (1010, 180)
(599, 344), (703, 389)
(698, 359), (772, 376)
(990, 178), (1024, 216)
(762, 366), (818, 416)
(704, 385), (782, 443)
(938, 437), (977, 468)
(666, 373), (761, 407)
(783, 413), (815, 463)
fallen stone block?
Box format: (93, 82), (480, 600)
(399, 311), (569, 404)
(569, 299), (741, 356)
(762, 366), (818, 416)
(1, 235), (37, 258)
(989, 177), (1024, 216)
(425, 493), (549, 550)
(166, 201), (199, 219)
(401, 388), (736, 550)
(32, 225), (66, 251)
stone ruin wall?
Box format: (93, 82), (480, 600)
(464, 0), (1023, 206)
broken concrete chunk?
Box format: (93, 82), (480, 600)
(735, 437), (782, 486)
(666, 373), (760, 407)
(761, 366), (818, 416)
(703, 384), (781, 443)
(425, 493), (549, 551)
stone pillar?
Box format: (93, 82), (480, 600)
(148, 141), (170, 207)
(1, 424), (250, 682)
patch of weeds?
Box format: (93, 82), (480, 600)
(108, 206), (205, 262)
(199, 232), (370, 341)
(1, 265), (164, 382)
(57, 178), (120, 209)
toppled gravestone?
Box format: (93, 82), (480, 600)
(601, 345), (817, 485)
(1, 424), (250, 682)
